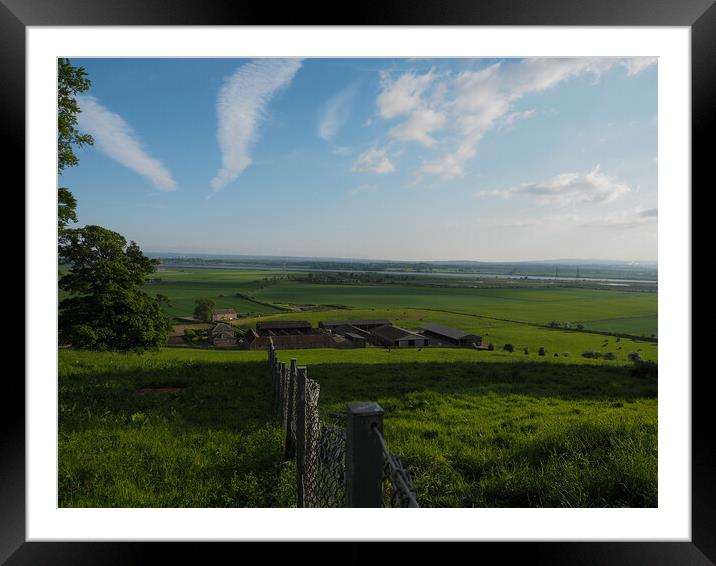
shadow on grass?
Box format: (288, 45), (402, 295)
(301, 360), (657, 408)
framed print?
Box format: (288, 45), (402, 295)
(7, 0), (708, 563)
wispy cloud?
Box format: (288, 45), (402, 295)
(210, 59), (302, 193)
(479, 165), (631, 206)
(621, 57), (658, 76)
(374, 57), (657, 180)
(76, 95), (176, 191)
(376, 70), (435, 119)
(318, 82), (359, 141)
(351, 147), (395, 174)
(388, 108), (446, 146)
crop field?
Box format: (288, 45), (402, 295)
(58, 348), (657, 507)
(143, 268), (657, 337)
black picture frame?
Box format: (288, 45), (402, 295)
(6, 1), (707, 563)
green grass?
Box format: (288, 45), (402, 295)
(246, 280), (657, 329)
(59, 347), (657, 508)
(58, 349), (293, 507)
(232, 308), (658, 364)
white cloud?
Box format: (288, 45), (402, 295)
(420, 139), (478, 179)
(621, 57), (658, 76)
(210, 59), (302, 192)
(502, 108), (536, 128)
(480, 166), (631, 206)
(375, 58), (656, 181)
(351, 147), (395, 174)
(76, 95), (176, 191)
(376, 70), (434, 118)
(388, 109), (446, 146)
(318, 83), (358, 141)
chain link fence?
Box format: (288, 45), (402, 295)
(267, 338), (418, 508)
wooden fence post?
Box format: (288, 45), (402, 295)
(345, 402), (384, 508)
(284, 358), (297, 460)
(295, 366), (307, 508)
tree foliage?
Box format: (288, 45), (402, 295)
(58, 58), (93, 173)
(59, 226), (172, 350)
(58, 58), (93, 239)
(193, 298), (216, 322)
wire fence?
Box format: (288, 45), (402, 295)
(268, 338), (418, 508)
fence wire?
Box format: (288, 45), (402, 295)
(268, 340), (416, 508)
(374, 425), (420, 508)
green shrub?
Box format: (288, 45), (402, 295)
(503, 343), (515, 353)
(628, 351), (642, 362)
(630, 360), (657, 378)
(582, 351), (602, 359)
(603, 352), (617, 360)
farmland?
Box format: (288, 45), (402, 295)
(59, 265), (658, 507)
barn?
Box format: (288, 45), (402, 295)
(210, 322), (236, 346)
(420, 323), (482, 346)
(255, 320), (312, 336)
(370, 325), (429, 348)
(319, 319), (391, 332)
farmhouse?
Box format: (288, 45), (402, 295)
(256, 320), (312, 336)
(420, 323), (482, 347)
(212, 308), (237, 322)
(370, 325), (429, 348)
(319, 319), (391, 332)
(210, 322), (236, 346)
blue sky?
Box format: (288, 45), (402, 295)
(60, 57), (658, 262)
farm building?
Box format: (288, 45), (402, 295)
(210, 322), (236, 346)
(319, 319), (391, 332)
(245, 333), (337, 350)
(420, 323), (482, 347)
(330, 324), (369, 347)
(256, 320), (312, 336)
(212, 308), (237, 322)
(370, 325), (429, 348)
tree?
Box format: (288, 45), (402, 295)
(193, 298), (216, 322)
(58, 225), (172, 350)
(57, 59), (94, 239)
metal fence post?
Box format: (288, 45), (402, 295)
(295, 366), (307, 508)
(345, 402), (384, 507)
(284, 358), (297, 460)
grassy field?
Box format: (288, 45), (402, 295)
(58, 349), (294, 507)
(59, 347), (657, 508)
(229, 308), (658, 364)
(144, 268), (657, 337)
(59, 266), (658, 507)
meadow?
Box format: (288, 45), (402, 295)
(58, 265), (658, 507)
(58, 347), (657, 507)
(147, 268), (658, 338)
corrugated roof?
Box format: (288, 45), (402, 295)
(420, 322), (479, 340)
(256, 320), (311, 329)
(371, 325), (424, 341)
(320, 319), (391, 327)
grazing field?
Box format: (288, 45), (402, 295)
(58, 349), (292, 507)
(143, 267), (657, 337)
(58, 347), (657, 507)
(61, 265), (658, 508)
(230, 308), (658, 364)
